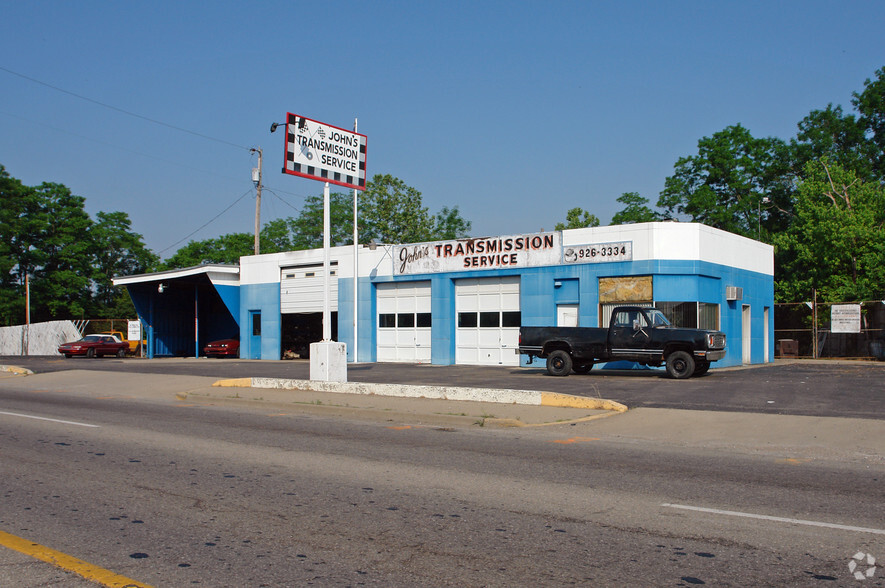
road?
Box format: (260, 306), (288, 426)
(0, 368), (882, 586)
(4, 355), (885, 419)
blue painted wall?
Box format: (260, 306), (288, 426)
(240, 283), (281, 360)
(343, 259), (773, 369)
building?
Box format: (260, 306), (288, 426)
(114, 222), (774, 368)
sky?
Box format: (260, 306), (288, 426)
(2, 1), (884, 257)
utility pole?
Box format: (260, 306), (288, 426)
(251, 147), (263, 255)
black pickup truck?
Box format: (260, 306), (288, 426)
(517, 306), (727, 378)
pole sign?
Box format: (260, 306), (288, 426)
(394, 232), (561, 275)
(283, 113), (367, 190)
(830, 304), (861, 333)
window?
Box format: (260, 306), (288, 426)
(379, 314), (396, 328)
(655, 302), (697, 328)
(252, 313), (261, 336)
(397, 313), (415, 328)
(416, 313), (432, 328)
(458, 312), (478, 328)
(502, 311), (521, 328)
(699, 303), (720, 330)
(480, 312), (500, 328)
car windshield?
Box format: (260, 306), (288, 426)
(82, 335), (103, 342)
(647, 309), (671, 327)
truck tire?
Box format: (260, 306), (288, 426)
(546, 350), (572, 377)
(666, 350), (695, 379)
(573, 363), (593, 374)
(693, 360), (710, 376)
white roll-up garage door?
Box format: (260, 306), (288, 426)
(281, 263), (338, 314)
(376, 281), (431, 363)
(455, 276), (520, 366)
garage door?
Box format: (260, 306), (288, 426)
(281, 262), (338, 314)
(376, 281), (431, 363)
(456, 276), (520, 366)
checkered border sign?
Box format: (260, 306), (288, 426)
(283, 113), (367, 190)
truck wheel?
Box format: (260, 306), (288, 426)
(86, 348), (95, 359)
(573, 363), (593, 375)
(546, 350), (573, 377)
(116, 349), (126, 358)
(693, 360), (710, 376)
(666, 351), (695, 379)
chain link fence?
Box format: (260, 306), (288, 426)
(774, 301), (885, 360)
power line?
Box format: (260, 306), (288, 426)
(0, 65), (251, 151)
(157, 188), (254, 255)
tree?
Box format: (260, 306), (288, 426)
(359, 174), (436, 243)
(286, 191), (355, 249)
(554, 207), (600, 231)
(791, 104), (873, 180)
(657, 124), (793, 239)
(433, 206), (472, 240)
(774, 160), (885, 302)
(852, 66), (885, 178)
(89, 211), (158, 316)
(610, 192), (661, 225)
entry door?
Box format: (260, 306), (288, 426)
(250, 310), (261, 360)
(557, 304), (579, 327)
(455, 276), (520, 366)
(742, 305), (751, 364)
(376, 282), (432, 363)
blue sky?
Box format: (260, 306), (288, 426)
(2, 1), (883, 256)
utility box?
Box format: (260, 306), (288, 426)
(310, 341), (347, 382)
(778, 339), (799, 358)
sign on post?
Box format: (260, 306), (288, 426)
(831, 304), (861, 333)
(283, 113), (367, 190)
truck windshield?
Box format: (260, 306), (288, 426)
(647, 309), (671, 327)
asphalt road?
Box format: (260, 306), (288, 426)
(0, 379), (882, 586)
(3, 355), (885, 419)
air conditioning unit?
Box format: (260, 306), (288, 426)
(726, 286), (743, 301)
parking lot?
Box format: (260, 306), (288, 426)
(3, 356), (883, 420)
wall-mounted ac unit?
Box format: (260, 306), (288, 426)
(726, 286), (743, 301)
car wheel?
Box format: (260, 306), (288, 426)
(546, 350), (573, 377)
(666, 350), (695, 379)
(64, 353), (72, 358)
(116, 349), (126, 358)
(86, 348), (95, 359)
(573, 363), (593, 374)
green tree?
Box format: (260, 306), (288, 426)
(89, 211), (158, 316)
(610, 192), (661, 225)
(657, 124), (793, 239)
(286, 191), (355, 249)
(852, 66), (885, 178)
(554, 207), (600, 230)
(433, 206), (472, 239)
(360, 174), (436, 243)
(774, 160), (885, 302)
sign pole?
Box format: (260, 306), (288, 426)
(323, 181), (332, 341)
(352, 117), (359, 363)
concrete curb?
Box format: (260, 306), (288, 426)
(0, 365), (34, 375)
(213, 377), (628, 413)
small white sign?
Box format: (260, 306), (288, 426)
(563, 241), (633, 264)
(831, 304), (861, 333)
(128, 320), (142, 342)
(394, 232), (561, 275)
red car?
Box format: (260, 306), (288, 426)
(203, 338), (240, 358)
(58, 334), (129, 358)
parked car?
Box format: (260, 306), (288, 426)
(203, 337), (240, 358)
(58, 334), (129, 358)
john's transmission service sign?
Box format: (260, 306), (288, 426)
(283, 113), (367, 190)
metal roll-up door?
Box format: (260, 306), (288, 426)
(455, 276), (520, 366)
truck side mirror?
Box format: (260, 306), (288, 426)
(633, 319), (640, 331)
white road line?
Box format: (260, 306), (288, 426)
(662, 503), (885, 535)
(0, 410), (99, 428)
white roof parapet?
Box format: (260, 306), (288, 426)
(112, 264), (239, 286)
